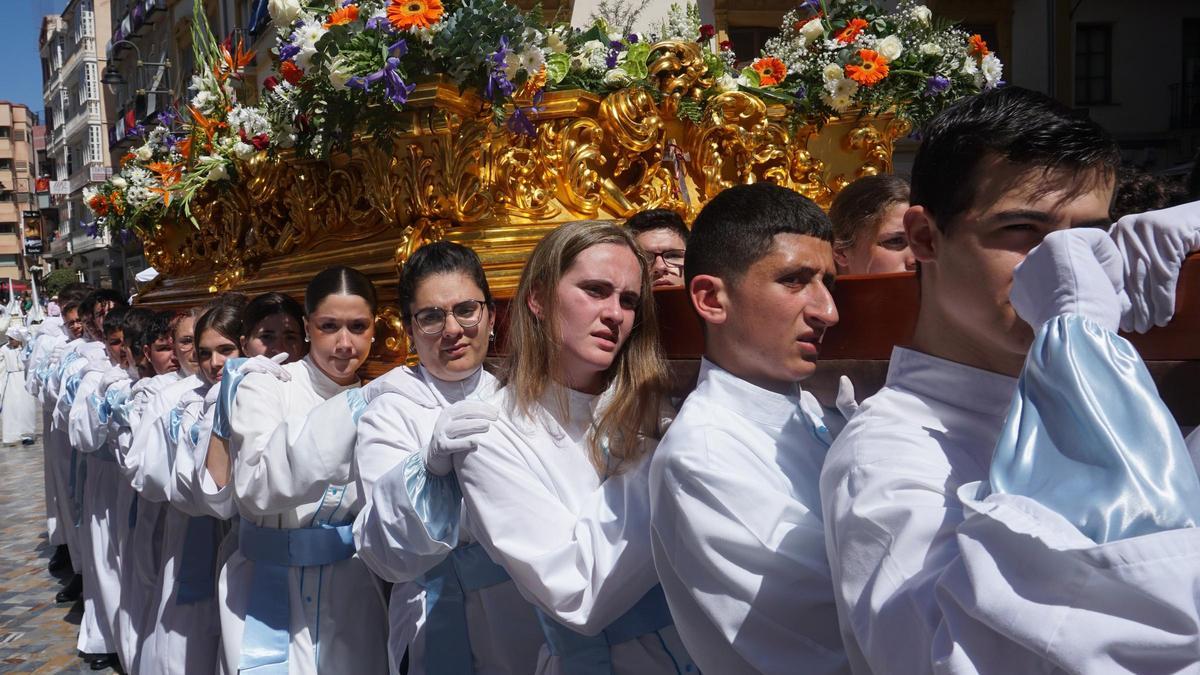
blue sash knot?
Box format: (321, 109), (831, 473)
(415, 542), (511, 674)
(535, 585), (675, 675)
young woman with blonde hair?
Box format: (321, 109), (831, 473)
(449, 220), (696, 673)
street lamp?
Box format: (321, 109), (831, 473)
(101, 39), (172, 97)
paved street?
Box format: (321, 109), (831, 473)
(0, 430), (114, 673)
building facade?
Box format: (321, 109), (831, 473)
(0, 102), (36, 286)
(40, 0), (127, 293)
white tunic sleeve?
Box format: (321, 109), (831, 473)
(456, 424), (660, 635)
(168, 391), (211, 516)
(131, 382), (193, 502)
(353, 392), (458, 583)
(229, 373), (362, 517)
(68, 370), (106, 453)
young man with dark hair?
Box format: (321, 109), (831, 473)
(821, 86), (1200, 673)
(625, 208), (690, 288)
(649, 183), (847, 673)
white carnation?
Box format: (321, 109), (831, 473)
(981, 53), (1003, 88)
(111, 176), (128, 189)
(292, 20), (327, 70)
(919, 42), (943, 57)
(822, 62), (845, 84)
(876, 35), (903, 62)
(233, 142), (257, 160)
(912, 5), (932, 25)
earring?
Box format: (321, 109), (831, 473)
(304, 335), (310, 343)
(370, 337), (376, 343)
(489, 330), (495, 342)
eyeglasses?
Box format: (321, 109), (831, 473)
(412, 299), (487, 335)
(642, 249), (686, 269)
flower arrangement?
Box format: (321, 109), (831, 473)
(85, 0), (999, 239)
(750, 0), (1003, 128)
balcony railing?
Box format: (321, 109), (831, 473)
(107, 0), (168, 63)
(1170, 83), (1200, 130)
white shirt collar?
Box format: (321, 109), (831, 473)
(887, 347), (1017, 419)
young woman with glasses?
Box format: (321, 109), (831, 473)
(353, 240), (545, 674)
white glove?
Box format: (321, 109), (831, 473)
(1011, 228), (1129, 332)
(424, 400), (499, 476)
(1109, 200), (1200, 332)
(239, 352), (291, 381)
(835, 376), (860, 421)
(99, 366), (131, 393)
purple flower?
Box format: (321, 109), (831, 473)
(278, 42), (300, 62)
(388, 38), (408, 58)
(162, 134), (179, 150)
(609, 40), (624, 50)
(128, 123), (146, 138)
(794, 84), (807, 99)
(506, 89), (544, 138)
(486, 38), (515, 101)
(799, 0), (820, 12)
(605, 49), (619, 69)
(627, 34), (639, 44)
(348, 55), (416, 106)
(926, 75), (950, 95)
(84, 221), (101, 238)
(155, 108), (179, 127)
(365, 14), (389, 31)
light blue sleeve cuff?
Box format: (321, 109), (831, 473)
(402, 452), (462, 546)
(347, 388), (368, 425)
(212, 357), (248, 440)
(986, 313), (1200, 543)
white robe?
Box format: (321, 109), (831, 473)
(820, 346), (1200, 674)
(68, 357), (125, 656)
(649, 359), (849, 674)
(111, 370), (181, 673)
(455, 384), (695, 675)
(138, 379), (223, 675)
(353, 366), (545, 675)
(216, 356), (388, 675)
(1, 344), (36, 442)
(26, 325), (66, 547)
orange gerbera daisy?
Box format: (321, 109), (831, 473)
(752, 57), (788, 87)
(845, 49), (889, 86)
(969, 34), (989, 57)
(279, 60), (304, 85)
(325, 4), (359, 28)
(387, 0), (444, 30)
(88, 193), (109, 217)
(835, 18), (869, 44)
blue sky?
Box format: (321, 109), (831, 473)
(0, 0), (67, 119)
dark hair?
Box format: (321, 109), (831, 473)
(102, 306), (130, 335)
(195, 302), (244, 346)
(243, 292), (305, 338)
(830, 174), (910, 249)
(80, 288), (128, 319)
(685, 183), (832, 289)
(131, 310), (173, 356)
(625, 209), (690, 244)
(397, 242), (493, 323)
(911, 86), (1121, 233)
(305, 266), (378, 315)
(58, 283), (94, 313)
(118, 308), (154, 348)
(1110, 168), (1188, 222)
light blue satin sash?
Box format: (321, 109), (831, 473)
(177, 515), (220, 604)
(534, 585), (676, 674)
(415, 542), (512, 674)
(212, 357), (248, 440)
(985, 314), (1200, 543)
(237, 519), (356, 674)
(100, 386), (129, 425)
(62, 371), (83, 406)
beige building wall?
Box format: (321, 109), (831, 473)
(0, 103), (35, 281)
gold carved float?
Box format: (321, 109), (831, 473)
(137, 42), (908, 365)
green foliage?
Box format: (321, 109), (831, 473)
(41, 269), (80, 298)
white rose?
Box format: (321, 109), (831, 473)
(981, 53), (1003, 88)
(876, 35), (903, 62)
(603, 67), (633, 87)
(268, 0), (303, 29)
(715, 73), (738, 93)
(111, 176), (128, 189)
(327, 56), (354, 90)
(800, 18), (824, 44)
(913, 5), (932, 25)
(919, 42), (943, 57)
(233, 142), (257, 160)
(822, 62), (845, 83)
(134, 145), (152, 162)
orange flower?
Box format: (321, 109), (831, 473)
(147, 161), (182, 188)
(110, 191), (125, 215)
(175, 136), (192, 160)
(88, 193), (109, 216)
(969, 34), (989, 58)
(220, 38), (255, 78)
(279, 60), (304, 85)
(845, 49), (889, 86)
(387, 0), (443, 30)
(120, 152), (136, 167)
(752, 56), (788, 87)
(835, 18), (869, 44)
(325, 4), (359, 28)
(188, 105), (228, 150)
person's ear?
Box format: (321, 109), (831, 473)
(832, 246), (851, 273)
(689, 275), (729, 326)
(526, 287), (544, 320)
(905, 205), (939, 264)
(239, 335), (249, 354)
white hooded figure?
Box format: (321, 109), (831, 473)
(1, 325), (37, 444)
